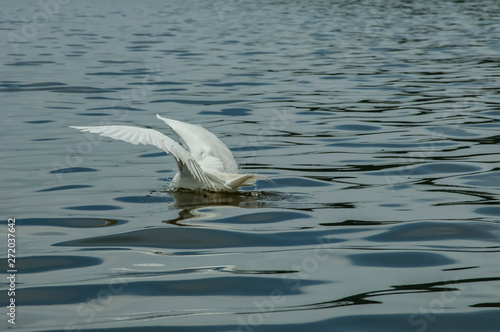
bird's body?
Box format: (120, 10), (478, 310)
(70, 114), (260, 192)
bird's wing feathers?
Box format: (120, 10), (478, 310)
(69, 125), (215, 189)
(156, 114), (238, 174)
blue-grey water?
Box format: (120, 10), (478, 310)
(1, 1), (500, 331)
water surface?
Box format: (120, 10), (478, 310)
(1, 1), (500, 331)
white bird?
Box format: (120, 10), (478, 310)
(70, 114), (260, 192)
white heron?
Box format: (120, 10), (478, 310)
(70, 114), (261, 192)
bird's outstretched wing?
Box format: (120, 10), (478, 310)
(156, 114), (238, 174)
(69, 125), (215, 189)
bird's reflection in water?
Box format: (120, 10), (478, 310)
(163, 190), (264, 226)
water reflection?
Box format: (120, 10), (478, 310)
(170, 190), (261, 209)
(20, 217), (125, 228)
(163, 190), (262, 226)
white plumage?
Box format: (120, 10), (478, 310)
(70, 114), (260, 192)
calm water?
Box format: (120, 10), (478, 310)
(1, 1), (500, 331)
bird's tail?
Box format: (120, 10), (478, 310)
(226, 174), (272, 190)
(226, 174), (257, 189)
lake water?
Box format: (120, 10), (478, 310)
(1, 1), (500, 331)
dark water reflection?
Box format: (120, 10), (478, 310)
(2, 0), (500, 331)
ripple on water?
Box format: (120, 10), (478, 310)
(348, 251), (455, 268)
(256, 177), (333, 189)
(54, 227), (345, 250)
(150, 98), (248, 105)
(0, 82), (118, 93)
(19, 217), (125, 228)
(64, 205), (123, 211)
(366, 221), (499, 243)
(405, 163), (482, 175)
(114, 195), (172, 204)
(5, 276), (323, 306)
(37, 185), (93, 192)
(474, 206), (500, 217)
(334, 123), (381, 131)
(373, 162), (482, 177)
(23, 120), (55, 124)
(199, 108), (253, 116)
(459, 171), (500, 188)
(203, 210), (311, 224)
(0, 255), (102, 274)
(49, 167), (98, 174)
